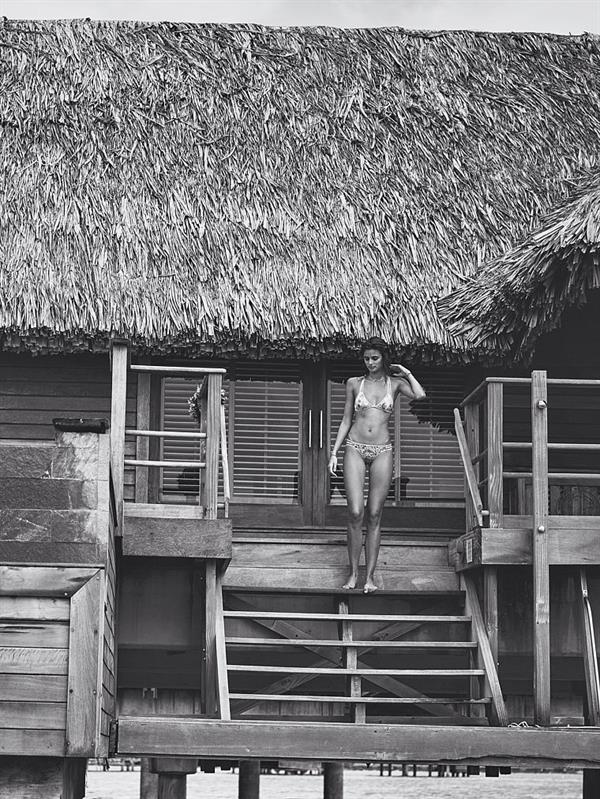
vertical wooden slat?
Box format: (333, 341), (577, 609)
(205, 374), (222, 520)
(135, 372), (151, 504)
(66, 571), (104, 756)
(487, 382), (503, 529)
(203, 560), (217, 716)
(110, 342), (128, 532)
(531, 370), (550, 726)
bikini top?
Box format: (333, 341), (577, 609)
(354, 376), (394, 415)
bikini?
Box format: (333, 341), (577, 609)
(345, 376), (394, 464)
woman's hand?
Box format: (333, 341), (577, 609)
(391, 363), (412, 378)
(328, 454), (338, 476)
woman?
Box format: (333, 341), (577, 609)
(328, 338), (426, 593)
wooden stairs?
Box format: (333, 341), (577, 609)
(215, 578), (508, 726)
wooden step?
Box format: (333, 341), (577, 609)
(225, 586), (465, 596)
(229, 693), (491, 704)
(228, 666), (485, 676)
(224, 612), (470, 622)
(225, 638), (477, 648)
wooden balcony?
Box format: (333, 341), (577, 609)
(451, 371), (600, 728)
(109, 344), (232, 560)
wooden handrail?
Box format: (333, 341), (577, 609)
(504, 442), (600, 450)
(454, 408), (487, 529)
(503, 472), (600, 481)
(124, 459), (206, 469)
(579, 568), (600, 726)
(126, 429), (207, 440)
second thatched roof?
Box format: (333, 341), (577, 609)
(437, 173), (600, 357)
(1, 19), (600, 359)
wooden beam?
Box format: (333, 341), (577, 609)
(66, 571), (104, 756)
(464, 401), (481, 532)
(583, 769), (600, 799)
(122, 516), (232, 559)
(0, 566), (99, 597)
(117, 717), (600, 768)
(462, 575), (508, 726)
(486, 382), (503, 529)
(531, 370), (550, 726)
(110, 342), (128, 533)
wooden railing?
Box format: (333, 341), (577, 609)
(110, 343), (229, 523)
(458, 371), (600, 726)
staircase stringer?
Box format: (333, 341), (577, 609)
(462, 574), (508, 726)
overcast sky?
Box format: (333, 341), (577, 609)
(0, 0), (598, 34)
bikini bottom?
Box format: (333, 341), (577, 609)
(345, 438), (393, 464)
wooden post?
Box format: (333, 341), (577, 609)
(486, 382), (503, 529)
(323, 762), (344, 799)
(135, 372), (151, 504)
(110, 341), (129, 532)
(484, 567), (499, 665)
(583, 769), (600, 798)
(205, 373), (222, 520)
(238, 760), (260, 799)
(531, 370), (550, 726)
(140, 757), (159, 798)
(339, 599), (365, 723)
(204, 560), (217, 715)
(150, 758), (197, 799)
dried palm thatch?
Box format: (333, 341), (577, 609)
(438, 173), (600, 358)
(0, 19), (599, 360)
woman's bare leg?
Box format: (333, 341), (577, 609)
(342, 446), (366, 589)
(364, 450), (393, 593)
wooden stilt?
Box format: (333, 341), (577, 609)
(238, 761), (260, 799)
(140, 757), (159, 798)
(150, 758), (197, 799)
(583, 769), (600, 798)
(323, 762), (343, 799)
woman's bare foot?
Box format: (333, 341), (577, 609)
(342, 573), (358, 590)
(363, 579), (378, 594)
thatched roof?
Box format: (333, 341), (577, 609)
(1, 19), (600, 360)
(437, 172), (600, 357)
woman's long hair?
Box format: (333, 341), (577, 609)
(360, 337), (392, 375)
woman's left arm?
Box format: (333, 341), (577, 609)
(391, 363), (426, 400)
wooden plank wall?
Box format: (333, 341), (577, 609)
(0, 595), (70, 754)
(0, 353), (137, 501)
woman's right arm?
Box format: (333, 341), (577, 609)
(328, 378), (355, 475)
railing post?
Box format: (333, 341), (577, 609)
(486, 382), (503, 529)
(205, 373), (222, 520)
(110, 341), (128, 532)
(531, 370), (550, 725)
